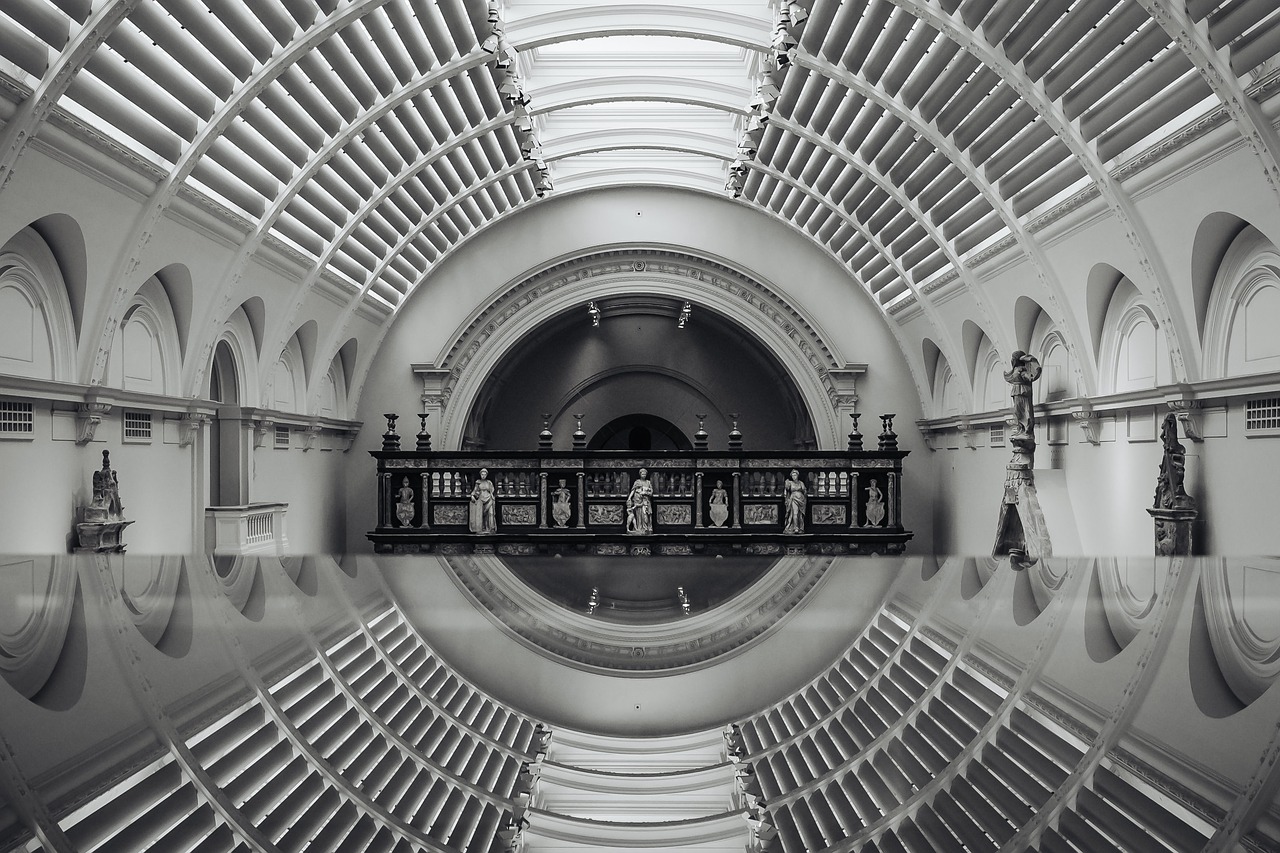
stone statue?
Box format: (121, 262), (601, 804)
(626, 468), (653, 534)
(993, 350), (1051, 568)
(782, 468), (806, 534)
(1154, 413), (1191, 510)
(1149, 413), (1198, 556)
(395, 477), (415, 527)
(86, 450), (125, 523)
(550, 479), (572, 528)
(708, 480), (730, 528)
(864, 478), (885, 528)
(1005, 351), (1042, 439)
(77, 450), (132, 551)
(469, 468), (497, 534)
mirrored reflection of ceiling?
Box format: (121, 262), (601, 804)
(500, 555), (776, 621)
(438, 553), (835, 671)
(3, 0), (1271, 338)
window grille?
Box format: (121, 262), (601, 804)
(0, 400), (34, 437)
(1246, 397), (1280, 433)
(989, 424), (1005, 446)
(274, 425), (291, 449)
(123, 411), (152, 442)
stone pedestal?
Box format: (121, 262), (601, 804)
(993, 453), (1052, 569)
(75, 519), (133, 552)
(1148, 506), (1197, 556)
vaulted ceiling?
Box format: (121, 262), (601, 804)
(2, 0), (1278, 330)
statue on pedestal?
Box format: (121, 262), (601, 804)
(395, 477), (416, 527)
(551, 479), (573, 528)
(708, 480), (730, 528)
(469, 468), (497, 534)
(864, 478), (885, 528)
(993, 351), (1052, 568)
(626, 468), (653, 534)
(77, 450), (133, 551)
(782, 469), (807, 534)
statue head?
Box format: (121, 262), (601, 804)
(790, 468), (800, 479)
(479, 467), (488, 478)
(638, 467), (648, 478)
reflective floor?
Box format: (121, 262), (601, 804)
(1, 554), (1278, 851)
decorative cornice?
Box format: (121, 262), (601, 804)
(443, 554), (832, 673)
(436, 248), (841, 402)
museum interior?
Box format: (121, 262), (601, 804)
(3, 0), (1280, 850)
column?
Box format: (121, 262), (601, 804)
(695, 472), (704, 528)
(731, 471), (742, 529)
(849, 471), (859, 528)
(888, 472), (899, 528)
(539, 473), (548, 529)
(378, 472), (391, 528)
(576, 471), (586, 529)
(420, 473), (431, 529)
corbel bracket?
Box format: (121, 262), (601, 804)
(76, 398), (112, 445)
(1167, 398), (1203, 442)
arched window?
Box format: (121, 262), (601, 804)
(272, 345), (303, 412)
(1204, 227), (1280, 378)
(934, 361), (959, 418)
(0, 228), (76, 381)
(1099, 280), (1173, 393)
(106, 277), (181, 395)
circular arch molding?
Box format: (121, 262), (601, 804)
(431, 248), (849, 450)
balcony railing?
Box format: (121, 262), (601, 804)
(368, 449), (911, 557)
(206, 503), (290, 556)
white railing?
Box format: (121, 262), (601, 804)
(206, 503), (289, 555)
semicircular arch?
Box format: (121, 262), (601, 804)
(434, 248), (848, 450)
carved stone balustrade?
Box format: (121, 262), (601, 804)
(206, 503), (290, 556)
(369, 449), (911, 556)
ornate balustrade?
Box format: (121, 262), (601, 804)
(368, 449), (911, 556)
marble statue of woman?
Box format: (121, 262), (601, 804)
(708, 480), (729, 528)
(395, 476), (415, 527)
(626, 468), (653, 534)
(865, 478), (885, 527)
(469, 468), (497, 533)
(783, 469), (806, 534)
(551, 478), (572, 528)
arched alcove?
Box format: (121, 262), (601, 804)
(1098, 277), (1173, 393)
(28, 214), (87, 339)
(460, 290), (816, 452)
(1192, 212), (1251, 342)
(107, 276), (182, 395)
(1203, 225), (1280, 378)
(0, 227), (77, 381)
(587, 413), (693, 451)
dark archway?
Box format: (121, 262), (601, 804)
(465, 295), (813, 450)
(588, 413), (692, 450)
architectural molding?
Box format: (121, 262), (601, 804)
(442, 554), (833, 673)
(430, 247), (849, 449)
